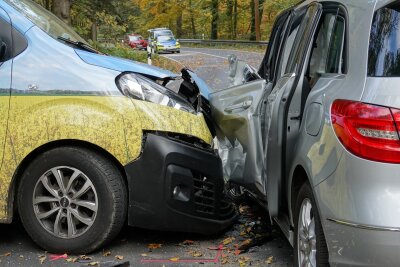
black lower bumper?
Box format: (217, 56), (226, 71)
(125, 134), (237, 234)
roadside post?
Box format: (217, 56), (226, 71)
(147, 44), (152, 65)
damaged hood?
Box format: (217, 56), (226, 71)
(75, 49), (178, 80)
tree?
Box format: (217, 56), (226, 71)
(211, 0), (219, 39)
(52, 0), (71, 25)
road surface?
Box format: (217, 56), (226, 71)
(161, 47), (265, 90)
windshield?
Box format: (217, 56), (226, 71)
(129, 36), (142, 41)
(5, 0), (87, 44)
(155, 30), (173, 38)
(158, 36), (174, 42)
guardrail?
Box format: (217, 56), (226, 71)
(179, 39), (269, 46)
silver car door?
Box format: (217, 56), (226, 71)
(266, 3), (323, 217)
(210, 10), (292, 197)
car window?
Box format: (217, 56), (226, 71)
(0, 17), (12, 62)
(368, 3), (400, 77)
(285, 4), (322, 75)
(259, 10), (291, 82)
(307, 11), (346, 86)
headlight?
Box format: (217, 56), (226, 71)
(117, 73), (196, 114)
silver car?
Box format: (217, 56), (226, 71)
(211, 0), (400, 266)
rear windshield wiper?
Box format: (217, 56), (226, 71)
(57, 36), (101, 54)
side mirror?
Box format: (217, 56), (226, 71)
(0, 41), (6, 62)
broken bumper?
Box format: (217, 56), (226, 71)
(125, 133), (237, 234)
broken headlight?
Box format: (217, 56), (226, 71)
(116, 73), (196, 114)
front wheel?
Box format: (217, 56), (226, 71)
(18, 146), (127, 254)
(294, 182), (329, 267)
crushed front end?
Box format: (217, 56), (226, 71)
(125, 69), (237, 234)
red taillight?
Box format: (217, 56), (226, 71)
(331, 100), (400, 163)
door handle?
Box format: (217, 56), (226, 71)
(224, 100), (252, 113)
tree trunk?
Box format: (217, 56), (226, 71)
(91, 22), (97, 42)
(226, 0), (234, 39)
(250, 0), (256, 40)
(176, 11), (183, 38)
(52, 0), (71, 25)
(211, 0), (219, 39)
(233, 0), (238, 39)
(254, 0), (261, 41)
(189, 0), (197, 38)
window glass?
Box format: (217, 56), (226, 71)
(285, 4), (321, 74)
(326, 17), (345, 73)
(0, 17), (12, 62)
(307, 12), (346, 86)
(5, 0), (87, 44)
(368, 3), (400, 77)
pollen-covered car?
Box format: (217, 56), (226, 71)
(0, 0), (236, 254)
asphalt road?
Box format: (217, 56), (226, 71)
(0, 47), (293, 267)
(161, 47), (265, 90)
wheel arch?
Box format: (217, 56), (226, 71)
(289, 165), (310, 226)
(5, 139), (128, 224)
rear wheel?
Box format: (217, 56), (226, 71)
(18, 146), (127, 254)
(294, 182), (329, 267)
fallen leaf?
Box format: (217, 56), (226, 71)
(182, 240), (195, 245)
(2, 252), (11, 257)
(66, 257), (78, 263)
(103, 251), (111, 257)
(39, 255), (46, 264)
(147, 243), (162, 249)
(19, 255), (24, 258)
(79, 255), (92, 261)
(266, 256), (274, 264)
(222, 237), (235, 245)
(221, 258), (229, 265)
(239, 239), (252, 247)
(169, 257), (180, 262)
(141, 253), (148, 257)
(115, 255), (124, 260)
(221, 253), (228, 258)
(88, 262), (100, 266)
(234, 249), (242, 256)
(240, 231), (247, 236)
(189, 251), (203, 257)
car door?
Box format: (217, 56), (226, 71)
(209, 10), (292, 197)
(266, 3), (323, 217)
(0, 8), (13, 171)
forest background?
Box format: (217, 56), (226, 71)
(33, 0), (299, 43)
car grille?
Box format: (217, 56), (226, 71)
(193, 172), (236, 219)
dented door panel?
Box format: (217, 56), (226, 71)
(210, 80), (272, 195)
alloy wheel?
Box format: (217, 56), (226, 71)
(297, 198), (316, 267)
(32, 166), (98, 239)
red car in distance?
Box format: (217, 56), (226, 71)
(126, 34), (148, 50)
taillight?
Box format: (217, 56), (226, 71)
(331, 99), (400, 163)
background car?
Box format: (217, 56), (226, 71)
(126, 34), (147, 50)
(210, 0), (400, 266)
(154, 35), (180, 54)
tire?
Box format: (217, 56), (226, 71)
(294, 182), (329, 267)
(18, 146), (127, 254)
